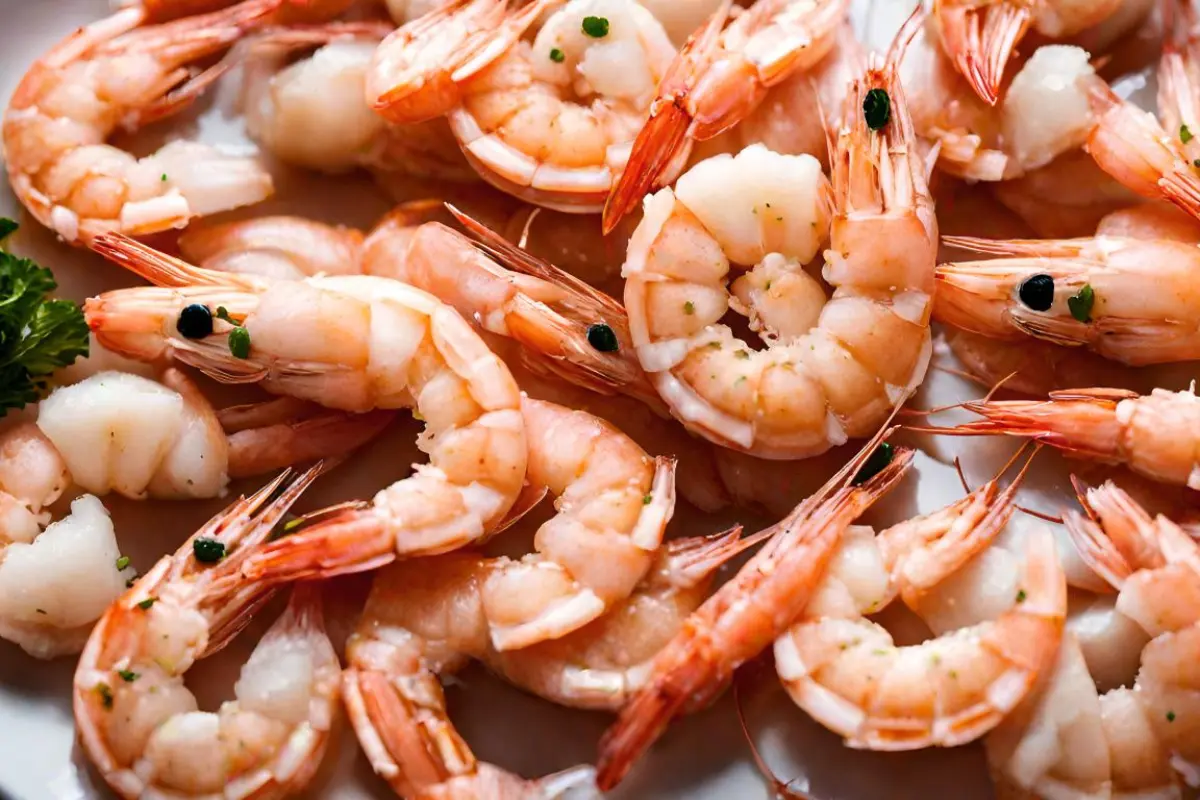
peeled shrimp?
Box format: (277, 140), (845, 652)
(2, 0), (285, 244)
(242, 23), (477, 181)
(85, 234), (529, 558)
(594, 436), (915, 789)
(246, 396), (675, 651)
(932, 0), (1131, 105)
(602, 0), (848, 230)
(777, 467), (1067, 750)
(38, 368), (391, 498)
(936, 235), (1200, 366)
(341, 528), (752, 798)
(0, 421), (125, 658)
(940, 387), (1200, 490)
(622, 25), (935, 459)
(74, 469), (341, 799)
(178, 215), (366, 281)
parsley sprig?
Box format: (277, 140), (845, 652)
(0, 220), (89, 414)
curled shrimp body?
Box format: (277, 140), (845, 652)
(776, 468), (1067, 751)
(445, 0), (679, 212)
(178, 215), (365, 280)
(623, 30), (935, 459)
(85, 235), (529, 558)
(602, 0), (848, 229)
(944, 387), (1200, 490)
(243, 23), (477, 181)
(935, 235), (1200, 366)
(340, 529), (751, 798)
(594, 437), (915, 790)
(2, 0), (285, 244)
(36, 368), (392, 499)
(247, 396), (676, 652)
(74, 469), (341, 800)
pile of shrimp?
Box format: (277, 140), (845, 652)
(3, 0), (1200, 797)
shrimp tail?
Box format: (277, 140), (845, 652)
(90, 233), (262, 290)
(594, 443), (914, 791)
(1062, 506), (1134, 589)
(238, 508), (398, 585)
(657, 524), (750, 589)
(600, 0), (733, 234)
(936, 0), (1034, 106)
(225, 406), (397, 479)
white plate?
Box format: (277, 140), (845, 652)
(0, 2), (1178, 799)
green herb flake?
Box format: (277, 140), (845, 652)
(1016, 589), (1027, 603)
(734, 349), (750, 360)
(115, 555), (130, 571)
(0, 218), (17, 243)
(549, 47), (565, 63)
(1167, 710), (1177, 723)
(0, 249), (90, 415)
(228, 326), (251, 359)
(852, 442), (894, 486)
(1182, 125), (1194, 144)
(117, 669), (139, 683)
(863, 88), (891, 130)
(96, 683), (113, 709)
(160, 173), (169, 182)
(581, 15), (609, 37)
(1067, 283), (1095, 323)
(137, 597), (156, 610)
(193, 537), (226, 563)
(215, 306), (236, 324)
(642, 494), (653, 505)
(683, 301), (695, 315)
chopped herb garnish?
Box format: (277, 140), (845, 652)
(1182, 124), (1194, 144)
(176, 304), (214, 339)
(160, 173), (169, 182)
(1167, 710), (1176, 722)
(0, 218), (17, 242)
(863, 88), (891, 130)
(549, 47), (565, 63)
(228, 326), (251, 359)
(117, 669), (138, 683)
(215, 306), (236, 324)
(1067, 283), (1095, 323)
(734, 349), (750, 360)
(852, 442), (894, 486)
(581, 15), (609, 37)
(137, 597), (156, 610)
(115, 555), (130, 571)
(284, 517), (304, 532)
(586, 322), (619, 352)
(1017, 273), (1055, 312)
(642, 494), (653, 505)
(96, 683), (113, 709)
(193, 537), (226, 563)
(0, 238), (89, 414)
(683, 301), (695, 315)
(1015, 589), (1027, 603)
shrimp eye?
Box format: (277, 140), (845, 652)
(587, 323), (619, 353)
(176, 304), (214, 339)
(863, 89), (891, 130)
(852, 442), (894, 485)
(1017, 274), (1055, 312)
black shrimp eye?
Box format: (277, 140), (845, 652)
(587, 323), (619, 353)
(176, 304), (214, 339)
(1017, 274), (1055, 312)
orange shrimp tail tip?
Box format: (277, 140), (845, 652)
(935, 0), (1034, 106)
(238, 510), (397, 585)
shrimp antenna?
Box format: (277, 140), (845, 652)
(516, 206), (542, 250)
(900, 370), (1021, 432)
(887, 3), (926, 66)
(1070, 474), (1100, 523)
(732, 660), (814, 800)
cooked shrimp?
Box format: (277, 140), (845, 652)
(341, 528), (753, 799)
(178, 215), (365, 280)
(903, 20), (1098, 182)
(242, 23), (477, 181)
(932, 0), (1128, 105)
(443, 0), (680, 211)
(941, 328), (1139, 397)
(36, 368), (393, 499)
(1096, 201), (1200, 243)
(935, 234), (1200, 366)
(777, 473), (1066, 750)
(941, 387), (1200, 490)
(3, 0), (285, 244)
(622, 23), (935, 459)
(991, 150), (1140, 239)
(74, 469), (341, 799)
(0, 421), (126, 658)
(122, 0), (355, 22)
(594, 436), (915, 789)
(85, 234), (529, 557)
(602, 0), (848, 229)
(245, 395), (674, 650)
